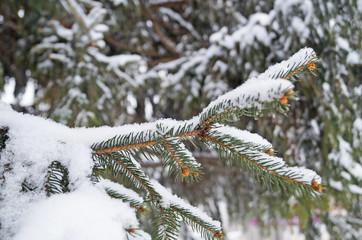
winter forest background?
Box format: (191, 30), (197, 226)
(0, 0), (361, 240)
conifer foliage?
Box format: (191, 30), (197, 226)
(0, 48), (321, 239)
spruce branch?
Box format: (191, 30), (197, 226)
(106, 188), (145, 212)
(93, 152), (160, 197)
(258, 47), (319, 80)
(92, 129), (159, 154)
(94, 149), (223, 239)
(45, 161), (69, 196)
(150, 180), (223, 239)
(88, 47), (321, 239)
(204, 125), (322, 194)
(91, 48), (322, 195)
(162, 137), (201, 181)
(97, 178), (145, 211)
(171, 206), (223, 239)
(199, 47), (319, 125)
(0, 127), (8, 152)
(199, 78), (294, 124)
(150, 206), (180, 240)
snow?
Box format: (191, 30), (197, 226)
(94, 24), (109, 33)
(352, 118), (361, 148)
(349, 185), (362, 195)
(203, 75), (229, 99)
(336, 37), (350, 51)
(86, 7), (107, 29)
(1, 78), (16, 104)
(329, 136), (362, 180)
(88, 49), (142, 68)
(276, 166), (321, 185)
(51, 20), (73, 41)
(291, 16), (309, 41)
(329, 216), (361, 239)
(0, 104), (94, 239)
(160, 45), (222, 88)
(0, 102), (167, 239)
(67, 0), (88, 27)
(210, 12), (273, 49)
(87, 48), (144, 87)
(210, 27), (228, 44)
(13, 183), (149, 240)
(346, 51), (361, 65)
(111, 0), (128, 6)
(42, 35), (58, 43)
(359, 0), (362, 12)
(150, 0), (185, 4)
(159, 8), (201, 40)
(310, 119), (320, 136)
(49, 53), (72, 64)
(0, 127), (223, 239)
(145, 97), (153, 121)
(329, 180), (343, 191)
(274, 0), (313, 42)
(339, 79), (350, 97)
(341, 171), (351, 181)
(213, 60), (228, 74)
(213, 124), (272, 149)
(32, 42), (73, 56)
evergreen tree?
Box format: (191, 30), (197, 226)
(1, 0), (361, 239)
(0, 48), (322, 239)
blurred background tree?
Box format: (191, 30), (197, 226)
(1, 0), (361, 239)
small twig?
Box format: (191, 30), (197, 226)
(105, 36), (160, 57)
(107, 155), (158, 196)
(163, 137), (188, 176)
(140, 1), (179, 56)
(94, 140), (156, 154)
(170, 206), (222, 238)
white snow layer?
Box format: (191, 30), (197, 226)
(349, 185), (362, 195)
(0, 101), (216, 239)
(0, 102), (152, 240)
(329, 136), (362, 180)
(13, 183), (150, 240)
(213, 124), (272, 149)
(111, 0), (128, 6)
(347, 51), (362, 65)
